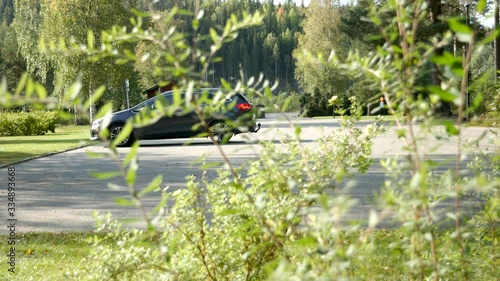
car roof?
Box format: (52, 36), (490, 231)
(159, 88), (223, 96)
(132, 88), (249, 110)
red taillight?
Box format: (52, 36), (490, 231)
(236, 103), (252, 111)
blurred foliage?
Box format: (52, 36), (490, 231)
(253, 91), (301, 113)
(0, 1), (499, 280)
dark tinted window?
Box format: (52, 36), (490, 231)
(155, 93), (174, 107)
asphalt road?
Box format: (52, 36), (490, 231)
(0, 114), (496, 233)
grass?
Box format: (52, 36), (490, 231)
(0, 232), (103, 280)
(0, 229), (496, 280)
(468, 114), (500, 127)
(313, 114), (500, 127)
(312, 114), (399, 121)
(0, 126), (91, 166)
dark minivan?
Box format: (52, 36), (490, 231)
(90, 88), (260, 146)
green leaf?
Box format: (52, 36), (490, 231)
(223, 21), (231, 37)
(14, 73), (28, 96)
(112, 121), (133, 147)
(35, 83), (47, 99)
(115, 58), (130, 65)
(65, 79), (83, 101)
(478, 29), (500, 46)
(432, 52), (459, 65)
(94, 103), (113, 120)
(173, 89), (182, 107)
(448, 18), (472, 43)
(192, 19), (200, 30)
(220, 78), (231, 89)
(123, 141), (140, 166)
(443, 121), (459, 136)
(476, 0), (486, 12)
(295, 126), (302, 137)
(281, 96), (292, 112)
(138, 175), (163, 197)
(84, 85), (106, 111)
(264, 88), (273, 99)
(131, 8), (151, 18)
(292, 236), (317, 246)
(87, 30), (94, 50)
(396, 129), (406, 138)
(428, 86), (458, 103)
(114, 197), (136, 207)
(86, 151), (109, 158)
(472, 93), (483, 109)
(124, 49), (136, 60)
(90, 171), (121, 180)
(25, 78), (35, 98)
(209, 28), (218, 43)
(126, 161), (138, 186)
(409, 172), (422, 189)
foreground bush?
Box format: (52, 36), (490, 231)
(1, 2), (498, 281)
(0, 110), (58, 136)
(70, 2), (498, 280)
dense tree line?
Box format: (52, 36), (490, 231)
(0, 0), (304, 113)
(295, 0), (496, 116)
(0, 0), (497, 117)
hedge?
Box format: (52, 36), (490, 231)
(0, 111), (59, 136)
(299, 89), (334, 117)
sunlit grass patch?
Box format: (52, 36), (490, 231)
(0, 126), (93, 166)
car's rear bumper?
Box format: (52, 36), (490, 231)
(233, 122), (260, 135)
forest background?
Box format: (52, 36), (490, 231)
(0, 0), (498, 118)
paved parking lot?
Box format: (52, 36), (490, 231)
(0, 114), (496, 233)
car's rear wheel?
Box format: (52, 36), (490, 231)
(109, 123), (135, 147)
(209, 121), (233, 144)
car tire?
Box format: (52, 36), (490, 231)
(209, 121), (233, 144)
(109, 123), (135, 147)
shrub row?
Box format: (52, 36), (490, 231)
(0, 111), (59, 136)
(253, 91), (301, 113)
(299, 89), (334, 117)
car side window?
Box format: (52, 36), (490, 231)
(133, 99), (155, 112)
(152, 93), (175, 109)
(200, 90), (233, 104)
(193, 91), (215, 105)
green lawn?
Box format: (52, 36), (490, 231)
(0, 126), (91, 166)
(0, 230), (496, 280)
(0, 232), (102, 280)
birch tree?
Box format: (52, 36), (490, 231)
(39, 0), (133, 108)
